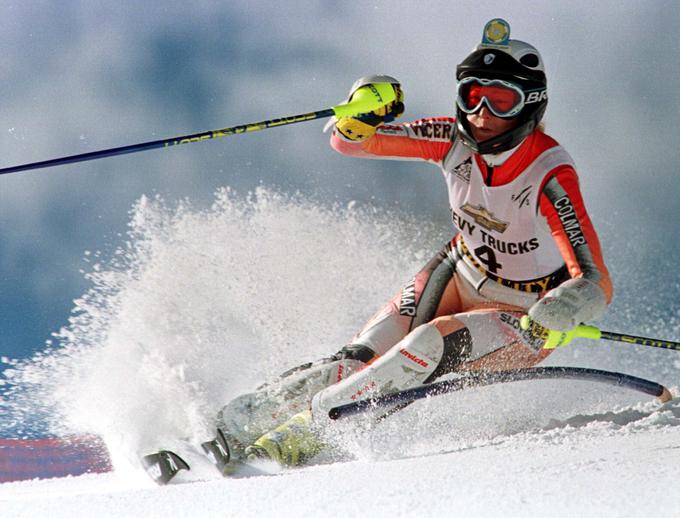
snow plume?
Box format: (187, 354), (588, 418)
(0, 187), (436, 469)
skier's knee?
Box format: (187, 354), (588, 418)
(395, 323), (446, 373)
(425, 322), (472, 382)
(400, 319), (472, 382)
(429, 315), (466, 338)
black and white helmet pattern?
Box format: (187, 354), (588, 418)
(456, 31), (548, 154)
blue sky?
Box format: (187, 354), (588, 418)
(1, 0), (679, 364)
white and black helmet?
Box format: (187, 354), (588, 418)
(456, 19), (548, 154)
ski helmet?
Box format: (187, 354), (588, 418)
(455, 19), (548, 154)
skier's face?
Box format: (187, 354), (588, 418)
(466, 107), (519, 143)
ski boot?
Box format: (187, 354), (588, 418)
(244, 410), (324, 466)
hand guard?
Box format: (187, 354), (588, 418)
(528, 277), (607, 332)
(335, 75), (404, 141)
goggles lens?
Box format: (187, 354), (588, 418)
(457, 77), (524, 118)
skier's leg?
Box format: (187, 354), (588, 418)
(454, 309), (552, 371)
(242, 241), (558, 466)
(216, 348), (369, 454)
(346, 242), (462, 357)
(217, 243), (462, 452)
(246, 306), (551, 466)
(309, 307), (552, 417)
(244, 317), (471, 465)
(311, 320), (471, 416)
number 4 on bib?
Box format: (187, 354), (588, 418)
(473, 245), (502, 273)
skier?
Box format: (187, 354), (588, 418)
(217, 18), (613, 467)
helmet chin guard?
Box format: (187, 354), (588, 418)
(455, 19), (548, 154)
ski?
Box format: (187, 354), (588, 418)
(200, 427), (231, 473)
(142, 450), (190, 485)
(201, 428), (274, 477)
(142, 429), (250, 484)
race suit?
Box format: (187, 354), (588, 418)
(308, 118), (613, 416)
(218, 117), (613, 444)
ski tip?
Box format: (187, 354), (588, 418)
(659, 386), (673, 403)
(200, 428), (232, 472)
(142, 450), (190, 485)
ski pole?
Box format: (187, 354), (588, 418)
(0, 83), (396, 176)
(519, 316), (680, 351)
(328, 366), (672, 420)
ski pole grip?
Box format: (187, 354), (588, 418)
(332, 83), (397, 118)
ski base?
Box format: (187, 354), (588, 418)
(142, 450), (190, 485)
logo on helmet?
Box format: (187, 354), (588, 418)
(481, 18), (511, 48)
(483, 53), (496, 65)
(525, 90), (548, 104)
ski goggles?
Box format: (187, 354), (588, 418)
(456, 77), (525, 118)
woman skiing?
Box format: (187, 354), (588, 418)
(218, 18), (613, 467)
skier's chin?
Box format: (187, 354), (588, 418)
(471, 127), (499, 142)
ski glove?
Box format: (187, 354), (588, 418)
(336, 75), (404, 141)
(520, 315), (578, 349)
(528, 277), (607, 332)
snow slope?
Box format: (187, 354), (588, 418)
(1, 189), (679, 517)
(2, 396), (680, 517)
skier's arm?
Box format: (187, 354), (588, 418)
(330, 117), (456, 164)
(528, 166), (613, 330)
(330, 76), (454, 164)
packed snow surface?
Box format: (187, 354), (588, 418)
(2, 403), (680, 517)
(2, 189), (679, 517)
